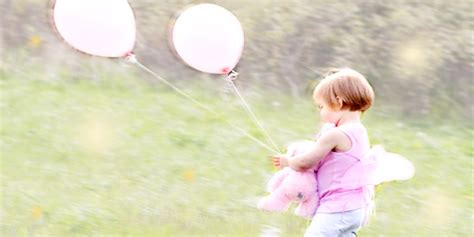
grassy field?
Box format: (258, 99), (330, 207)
(1, 68), (472, 236)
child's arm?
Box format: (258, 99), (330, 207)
(273, 129), (344, 172)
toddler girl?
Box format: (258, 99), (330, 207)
(273, 68), (375, 236)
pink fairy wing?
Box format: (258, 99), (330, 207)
(339, 146), (415, 188)
(371, 151), (415, 184)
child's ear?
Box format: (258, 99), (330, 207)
(335, 96), (344, 109)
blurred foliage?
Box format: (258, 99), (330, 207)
(1, 0), (472, 122)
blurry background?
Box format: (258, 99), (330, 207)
(1, 0), (472, 236)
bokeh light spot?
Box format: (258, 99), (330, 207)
(418, 190), (456, 229)
(183, 169), (195, 182)
(396, 40), (430, 74)
(78, 115), (115, 154)
(29, 35), (42, 48)
(31, 206), (43, 220)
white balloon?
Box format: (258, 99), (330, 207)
(172, 4), (244, 74)
(54, 0), (136, 57)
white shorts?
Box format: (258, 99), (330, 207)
(304, 208), (365, 237)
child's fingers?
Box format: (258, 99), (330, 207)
(272, 157), (281, 168)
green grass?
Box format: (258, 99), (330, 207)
(1, 68), (472, 236)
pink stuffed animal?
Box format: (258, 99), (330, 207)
(258, 123), (335, 218)
(257, 140), (320, 218)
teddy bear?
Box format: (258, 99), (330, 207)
(257, 140), (320, 218)
(257, 123), (335, 218)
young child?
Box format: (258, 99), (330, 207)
(272, 68), (375, 236)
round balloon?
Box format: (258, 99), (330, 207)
(53, 0), (136, 58)
(172, 3), (244, 74)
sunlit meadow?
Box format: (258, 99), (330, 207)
(1, 66), (472, 236)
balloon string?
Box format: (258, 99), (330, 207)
(226, 77), (281, 153)
(127, 55), (279, 154)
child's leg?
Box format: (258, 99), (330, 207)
(304, 208), (365, 237)
(304, 212), (340, 237)
(339, 208), (365, 237)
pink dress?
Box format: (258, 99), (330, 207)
(316, 122), (373, 213)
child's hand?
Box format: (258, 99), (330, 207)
(272, 154), (289, 169)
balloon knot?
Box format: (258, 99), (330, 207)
(225, 70), (239, 81)
(125, 52), (137, 64)
(221, 67), (230, 74)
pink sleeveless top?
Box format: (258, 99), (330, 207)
(316, 122), (371, 213)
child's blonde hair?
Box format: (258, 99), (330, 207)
(313, 68), (374, 112)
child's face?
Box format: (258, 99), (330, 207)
(317, 102), (344, 124)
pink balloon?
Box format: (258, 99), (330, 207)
(53, 0), (136, 58)
(172, 4), (245, 74)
